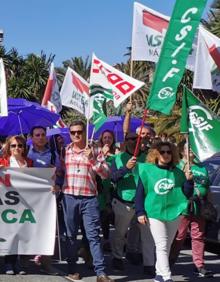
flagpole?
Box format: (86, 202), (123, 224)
(86, 97), (91, 147)
(133, 109), (148, 157)
(56, 208), (62, 262)
(122, 58), (134, 138)
(86, 118), (90, 147)
(89, 127), (95, 145)
(185, 134), (190, 173)
(129, 59), (133, 102)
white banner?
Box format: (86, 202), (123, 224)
(90, 53), (145, 108)
(0, 168), (56, 255)
(0, 58), (8, 116)
(131, 2), (196, 71)
(60, 67), (90, 118)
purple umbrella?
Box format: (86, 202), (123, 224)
(89, 116), (151, 142)
(0, 98), (60, 136)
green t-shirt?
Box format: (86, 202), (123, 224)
(137, 163), (188, 221)
(114, 152), (146, 202)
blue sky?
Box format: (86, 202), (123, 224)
(1, 0), (213, 67)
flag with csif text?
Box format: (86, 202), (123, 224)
(147, 0), (207, 115)
(131, 2), (196, 71)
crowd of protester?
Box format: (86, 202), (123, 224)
(0, 104), (215, 282)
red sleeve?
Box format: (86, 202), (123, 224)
(0, 158), (9, 167)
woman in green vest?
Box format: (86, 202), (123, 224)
(135, 141), (193, 282)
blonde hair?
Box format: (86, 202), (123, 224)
(147, 141), (179, 166)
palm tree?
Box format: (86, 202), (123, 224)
(21, 52), (54, 102)
(60, 56), (91, 81)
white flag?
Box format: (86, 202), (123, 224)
(60, 67), (90, 118)
(131, 2), (169, 62)
(0, 58), (8, 116)
(90, 53), (145, 108)
(131, 2), (196, 71)
(193, 25), (220, 92)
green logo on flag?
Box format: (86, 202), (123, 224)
(181, 87), (220, 161)
(90, 84), (113, 131)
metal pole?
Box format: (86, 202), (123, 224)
(56, 208), (62, 262)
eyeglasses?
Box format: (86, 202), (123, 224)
(70, 130), (83, 135)
(159, 150), (172, 155)
(10, 144), (23, 149)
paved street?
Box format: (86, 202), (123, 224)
(0, 248), (219, 282)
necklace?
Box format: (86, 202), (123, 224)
(76, 160), (81, 173)
(71, 148), (82, 173)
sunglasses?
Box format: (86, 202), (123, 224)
(10, 144), (23, 149)
(70, 130), (83, 135)
(159, 150), (172, 155)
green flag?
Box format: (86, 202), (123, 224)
(90, 84), (113, 131)
(180, 87), (220, 161)
(147, 0), (207, 115)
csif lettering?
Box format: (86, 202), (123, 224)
(159, 6), (199, 96)
(154, 178), (174, 195)
(189, 111), (213, 132)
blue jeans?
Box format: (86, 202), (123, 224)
(62, 194), (105, 276)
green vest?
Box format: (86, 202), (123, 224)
(138, 163), (188, 221)
(114, 152), (146, 202)
(98, 155), (115, 210)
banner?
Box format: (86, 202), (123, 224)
(0, 58), (8, 116)
(147, 0), (207, 115)
(60, 67), (90, 118)
(131, 2), (197, 71)
(193, 25), (220, 93)
(42, 63), (62, 113)
(90, 53), (144, 108)
(0, 168), (56, 255)
(180, 87), (220, 161)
